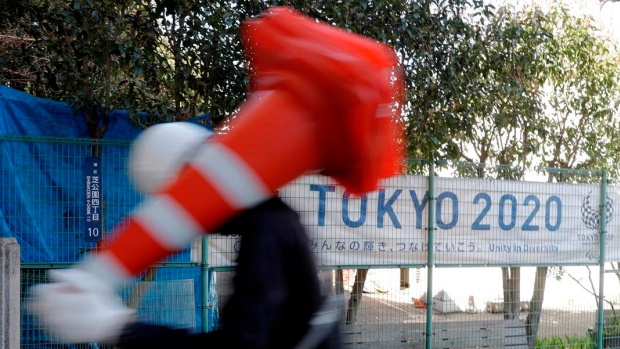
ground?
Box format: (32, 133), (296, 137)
(356, 288), (597, 340)
(215, 270), (599, 340)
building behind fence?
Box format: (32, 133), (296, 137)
(2, 134), (620, 348)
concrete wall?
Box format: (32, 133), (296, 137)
(0, 238), (19, 349)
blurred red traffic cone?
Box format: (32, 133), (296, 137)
(80, 6), (405, 286)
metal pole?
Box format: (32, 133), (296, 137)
(0, 238), (19, 349)
(201, 235), (210, 333)
(425, 160), (436, 349)
(597, 171), (608, 349)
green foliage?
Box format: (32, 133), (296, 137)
(1, 0), (495, 138)
(535, 335), (595, 349)
(2, 0), (620, 173)
(448, 2), (620, 181)
(290, 0), (495, 161)
(452, 4), (550, 176)
(604, 314), (620, 336)
(0, 0), (265, 131)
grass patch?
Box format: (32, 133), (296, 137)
(535, 335), (595, 349)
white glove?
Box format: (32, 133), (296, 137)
(28, 268), (135, 343)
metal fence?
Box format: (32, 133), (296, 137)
(2, 134), (619, 349)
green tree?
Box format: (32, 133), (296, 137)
(0, 0), (261, 131)
(448, 4), (552, 326)
(1, 0), (495, 138)
(453, 6), (548, 174)
(525, 5), (620, 347)
(449, 3), (620, 347)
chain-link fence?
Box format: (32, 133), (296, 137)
(2, 134), (619, 348)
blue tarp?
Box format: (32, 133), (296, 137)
(0, 87), (138, 263)
(0, 85), (149, 139)
(0, 84), (212, 261)
(0, 85), (218, 345)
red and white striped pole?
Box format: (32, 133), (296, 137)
(79, 6), (405, 288)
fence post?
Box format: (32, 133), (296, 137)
(425, 160), (436, 349)
(596, 171), (608, 349)
(0, 238), (20, 349)
(201, 235), (209, 333)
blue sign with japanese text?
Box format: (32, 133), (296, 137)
(85, 157), (103, 242)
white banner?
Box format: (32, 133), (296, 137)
(205, 175), (619, 267)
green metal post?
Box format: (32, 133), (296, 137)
(597, 171), (608, 349)
(426, 160), (436, 349)
(201, 235), (210, 333)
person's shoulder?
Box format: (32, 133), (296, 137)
(259, 197), (293, 210)
(248, 197), (299, 222)
(217, 197), (297, 235)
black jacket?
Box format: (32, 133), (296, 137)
(118, 198), (341, 349)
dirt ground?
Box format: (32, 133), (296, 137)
(215, 271), (598, 340)
(352, 288), (597, 340)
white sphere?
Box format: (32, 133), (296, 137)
(128, 122), (213, 194)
